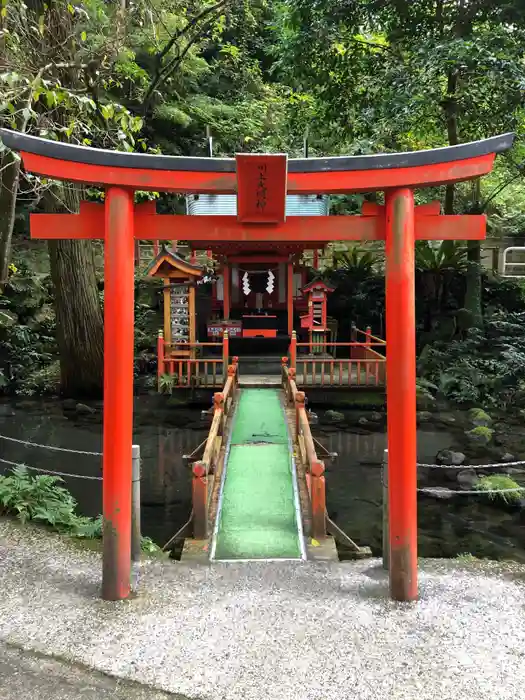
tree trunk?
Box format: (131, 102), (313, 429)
(444, 68), (459, 216)
(464, 178), (483, 328)
(442, 52), (483, 328)
(464, 242), (483, 329)
(0, 151), (21, 285)
(46, 186), (104, 398)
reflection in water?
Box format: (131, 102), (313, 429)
(0, 400), (524, 560)
(318, 428), (525, 560)
(0, 401), (207, 547)
(140, 426), (208, 544)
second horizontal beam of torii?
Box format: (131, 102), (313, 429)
(31, 200), (485, 241)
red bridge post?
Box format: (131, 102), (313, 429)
(157, 329), (164, 389)
(290, 331), (297, 370)
(192, 461), (208, 539)
(310, 460), (326, 539)
(102, 187), (135, 601)
(385, 188), (418, 602)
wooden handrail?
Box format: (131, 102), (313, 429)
(296, 357), (383, 363)
(165, 342), (222, 349)
(192, 360), (239, 539)
(295, 341), (386, 347)
(282, 363), (326, 539)
(351, 326), (386, 344)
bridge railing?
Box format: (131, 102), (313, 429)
(282, 360), (370, 557)
(349, 324), (386, 382)
(288, 328), (386, 388)
(157, 332), (230, 390)
(191, 358), (239, 539)
(282, 361), (326, 539)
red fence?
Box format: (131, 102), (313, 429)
(157, 334), (229, 390)
(288, 326), (386, 388)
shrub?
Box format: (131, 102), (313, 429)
(0, 467), (161, 553)
(418, 312), (525, 409)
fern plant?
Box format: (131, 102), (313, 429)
(0, 466), (78, 527)
(0, 467), (162, 553)
(159, 373), (177, 394)
(418, 312), (525, 408)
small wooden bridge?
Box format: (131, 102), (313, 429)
(166, 359), (371, 562)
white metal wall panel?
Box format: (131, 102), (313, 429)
(186, 194), (329, 216)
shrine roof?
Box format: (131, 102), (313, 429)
(145, 246), (204, 278)
(0, 130), (514, 173)
(302, 278), (335, 293)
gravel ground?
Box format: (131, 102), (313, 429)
(0, 519), (524, 700)
(0, 642), (182, 699)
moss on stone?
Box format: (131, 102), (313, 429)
(474, 475), (523, 504)
(468, 408), (492, 427)
(466, 426), (494, 446)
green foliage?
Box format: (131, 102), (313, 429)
(0, 466), (161, 553)
(332, 246), (377, 277)
(483, 277), (525, 315)
(415, 378), (438, 409)
(327, 247), (385, 340)
(415, 241), (467, 273)
(159, 373), (177, 394)
(279, 1), (525, 145)
(0, 466), (80, 527)
(418, 312), (525, 409)
(0, 265), (58, 395)
(474, 475), (524, 505)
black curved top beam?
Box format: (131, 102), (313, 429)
(0, 129), (515, 174)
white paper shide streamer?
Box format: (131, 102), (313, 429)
(266, 270), (275, 294)
(242, 271), (251, 296)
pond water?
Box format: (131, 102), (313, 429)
(0, 397), (523, 561)
(318, 427), (525, 560)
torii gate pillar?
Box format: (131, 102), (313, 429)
(102, 187), (135, 600)
(385, 188), (417, 600)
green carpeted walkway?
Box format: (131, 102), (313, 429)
(212, 389), (302, 561)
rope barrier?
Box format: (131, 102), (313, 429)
(0, 433), (102, 456)
(381, 464), (525, 497)
(417, 486), (525, 496)
(0, 456), (102, 480)
(417, 460), (525, 469)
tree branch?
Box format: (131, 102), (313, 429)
(350, 36), (400, 58)
(480, 170), (525, 212)
(155, 0), (229, 65)
(142, 0), (229, 114)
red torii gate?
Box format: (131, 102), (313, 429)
(0, 129), (514, 602)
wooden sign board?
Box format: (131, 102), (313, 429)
(235, 154), (288, 224)
(170, 284), (190, 343)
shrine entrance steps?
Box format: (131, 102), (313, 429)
(210, 388), (305, 561)
(238, 374), (281, 387)
(231, 355), (283, 377)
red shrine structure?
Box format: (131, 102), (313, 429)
(0, 128), (514, 604)
(145, 192), (327, 359)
